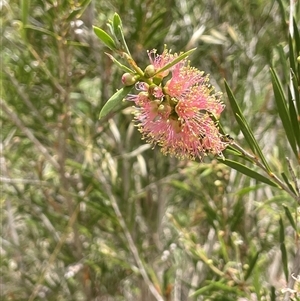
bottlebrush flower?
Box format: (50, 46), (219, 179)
(127, 49), (228, 160)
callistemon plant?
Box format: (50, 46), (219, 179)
(94, 15), (229, 160)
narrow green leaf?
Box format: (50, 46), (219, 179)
(230, 198), (245, 231)
(270, 68), (298, 157)
(106, 22), (115, 38)
(289, 34), (296, 75)
(110, 13), (130, 55)
(288, 87), (300, 149)
(281, 172), (297, 194)
(221, 159), (278, 187)
(223, 146), (243, 157)
(275, 0), (287, 33)
(189, 283), (213, 297)
(235, 185), (263, 197)
(24, 25), (58, 39)
(255, 194), (294, 210)
(234, 113), (256, 154)
(224, 81), (271, 171)
(279, 217), (289, 282)
(293, 18), (300, 62)
(190, 280), (239, 297)
(154, 48), (196, 76)
(113, 13), (122, 34)
(104, 52), (134, 73)
(217, 231), (230, 262)
(93, 26), (117, 50)
(283, 205), (297, 231)
(99, 86), (133, 119)
(202, 202), (218, 228)
(245, 251), (260, 281)
(276, 44), (289, 84)
(224, 81), (254, 153)
(291, 69), (300, 123)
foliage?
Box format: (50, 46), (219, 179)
(1, 0), (300, 301)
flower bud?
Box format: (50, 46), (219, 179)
(144, 64), (156, 78)
(122, 73), (137, 86)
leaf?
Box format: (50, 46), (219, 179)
(293, 18), (300, 81)
(275, 0), (287, 33)
(220, 159), (278, 187)
(230, 198), (245, 231)
(279, 217), (289, 282)
(293, 18), (300, 56)
(270, 68), (298, 158)
(153, 48), (196, 76)
(288, 87), (300, 149)
(245, 251), (260, 281)
(224, 80), (271, 172)
(283, 204), (297, 231)
(110, 13), (130, 55)
(281, 171), (297, 194)
(112, 13), (122, 35)
(276, 44), (289, 84)
(291, 70), (300, 120)
(93, 26), (117, 50)
(105, 52), (134, 73)
(289, 34), (296, 75)
(99, 86), (133, 119)
(24, 25), (58, 39)
(254, 194), (294, 211)
(235, 185), (263, 197)
(190, 280), (240, 297)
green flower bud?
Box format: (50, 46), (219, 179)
(144, 64), (156, 78)
(122, 73), (137, 86)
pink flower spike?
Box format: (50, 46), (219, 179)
(129, 48), (228, 160)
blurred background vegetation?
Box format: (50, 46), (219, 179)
(1, 0), (299, 300)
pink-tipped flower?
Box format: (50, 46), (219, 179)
(128, 49), (228, 160)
